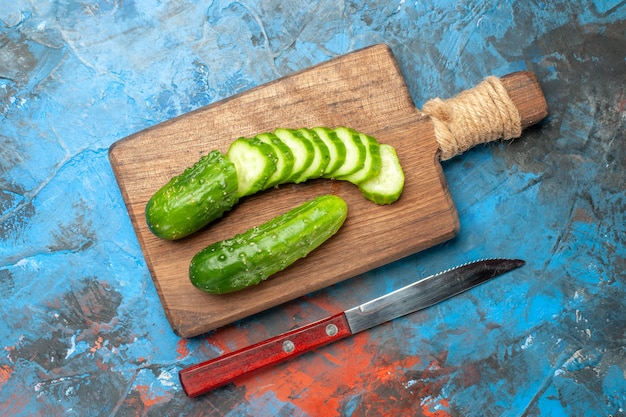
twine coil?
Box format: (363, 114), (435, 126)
(422, 76), (522, 160)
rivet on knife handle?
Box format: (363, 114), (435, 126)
(179, 313), (352, 398)
(422, 71), (547, 160)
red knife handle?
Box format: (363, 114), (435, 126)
(179, 313), (352, 397)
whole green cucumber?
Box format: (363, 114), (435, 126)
(145, 150), (239, 240)
(189, 195), (348, 294)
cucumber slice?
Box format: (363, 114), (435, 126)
(337, 132), (382, 184)
(272, 128), (315, 184)
(296, 128), (330, 180)
(358, 144), (404, 205)
(255, 132), (295, 189)
(227, 137), (278, 197)
(324, 127), (366, 178)
(311, 126), (346, 175)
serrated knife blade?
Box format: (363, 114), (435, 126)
(179, 258), (525, 397)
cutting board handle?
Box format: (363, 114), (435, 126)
(422, 71), (548, 160)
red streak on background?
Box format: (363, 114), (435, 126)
(235, 330), (454, 416)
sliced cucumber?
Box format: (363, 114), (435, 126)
(311, 126), (346, 175)
(296, 128), (330, 180)
(337, 132), (382, 184)
(147, 126), (406, 241)
(255, 132), (295, 189)
(323, 127), (366, 178)
(272, 128), (315, 184)
(358, 144), (404, 205)
(227, 137), (277, 197)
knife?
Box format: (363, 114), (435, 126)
(179, 258), (524, 397)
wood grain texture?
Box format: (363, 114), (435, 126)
(109, 44), (459, 337)
(500, 71), (548, 129)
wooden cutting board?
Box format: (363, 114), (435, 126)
(109, 44), (546, 338)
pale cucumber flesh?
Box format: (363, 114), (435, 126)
(148, 127), (404, 241)
(324, 127), (366, 178)
(255, 132), (294, 189)
(227, 138), (277, 197)
(272, 128), (315, 183)
(296, 128), (330, 180)
(311, 126), (346, 175)
(226, 127), (403, 202)
(336, 132), (382, 184)
(358, 144), (404, 204)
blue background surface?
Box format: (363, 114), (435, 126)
(1, 1), (624, 416)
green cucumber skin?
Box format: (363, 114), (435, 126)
(358, 144), (404, 204)
(336, 132), (382, 184)
(272, 128), (315, 183)
(189, 195), (348, 294)
(145, 150), (239, 240)
(311, 126), (347, 174)
(146, 127), (403, 240)
(296, 128), (331, 180)
(227, 137), (278, 197)
(325, 127), (366, 178)
(255, 132), (295, 189)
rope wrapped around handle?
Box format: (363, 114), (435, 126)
(422, 71), (547, 160)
